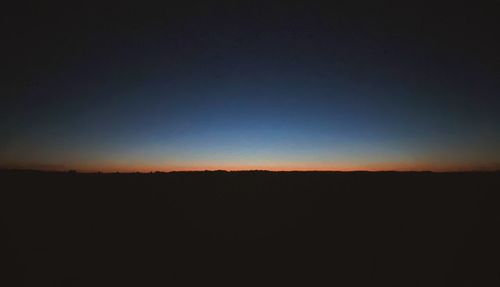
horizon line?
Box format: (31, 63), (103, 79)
(2, 168), (499, 174)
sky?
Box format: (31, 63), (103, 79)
(1, 2), (499, 171)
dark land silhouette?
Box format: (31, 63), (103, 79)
(2, 170), (500, 286)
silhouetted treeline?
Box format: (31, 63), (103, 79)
(1, 170), (499, 286)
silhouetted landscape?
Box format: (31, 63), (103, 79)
(2, 170), (499, 286)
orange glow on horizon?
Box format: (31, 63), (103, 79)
(4, 160), (498, 173)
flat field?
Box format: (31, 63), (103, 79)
(2, 171), (499, 286)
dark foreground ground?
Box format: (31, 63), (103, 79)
(1, 170), (499, 286)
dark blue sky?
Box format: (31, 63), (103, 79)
(2, 2), (499, 171)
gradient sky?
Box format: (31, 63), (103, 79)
(2, 2), (499, 171)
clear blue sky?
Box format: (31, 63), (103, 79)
(2, 2), (499, 171)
